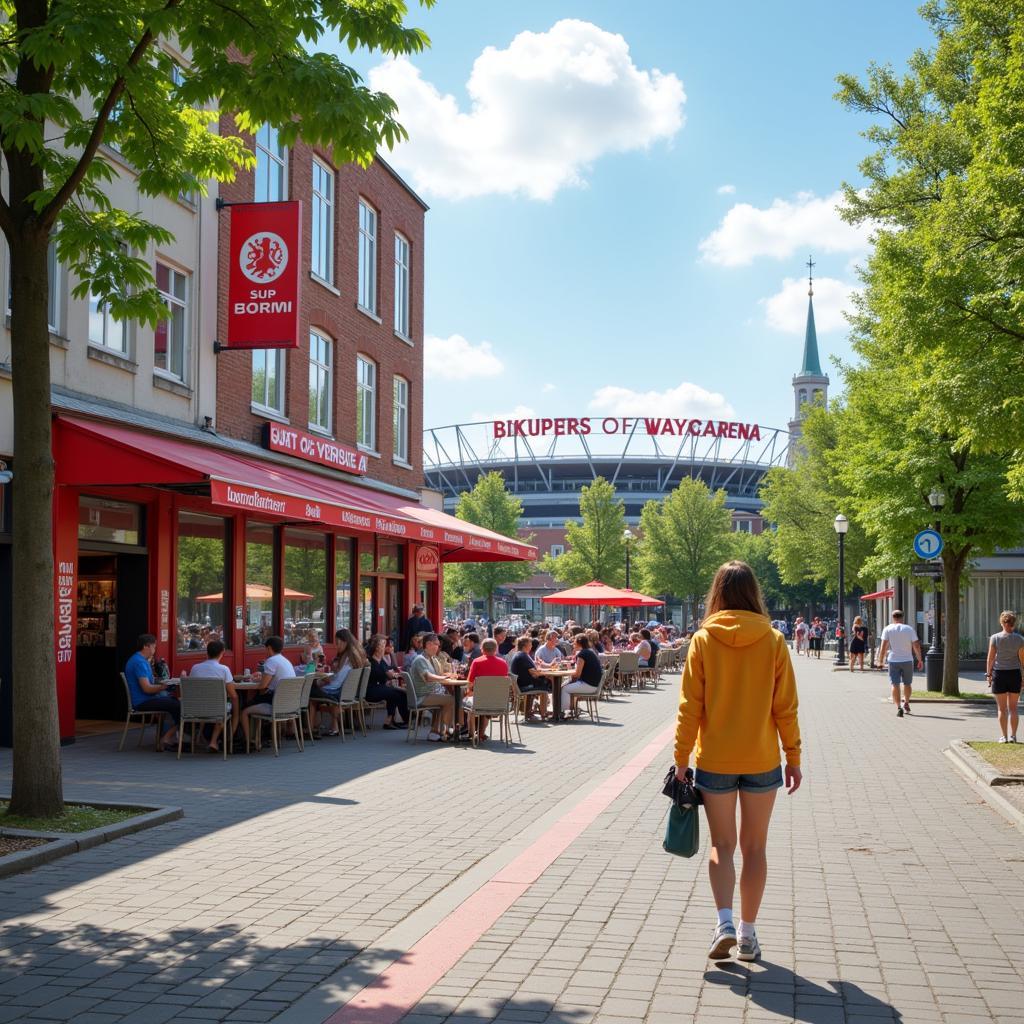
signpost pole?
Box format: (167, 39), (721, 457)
(922, 493), (946, 692)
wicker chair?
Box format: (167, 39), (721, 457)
(248, 676), (304, 756)
(463, 675), (519, 747)
(177, 677), (232, 760)
(309, 665), (363, 742)
(616, 650), (642, 690)
(598, 654), (619, 698)
(570, 667), (612, 723)
(298, 674), (316, 744)
(359, 665), (387, 731)
(404, 669), (437, 744)
(118, 672), (166, 752)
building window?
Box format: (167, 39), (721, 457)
(733, 519), (752, 533)
(252, 349), (285, 414)
(550, 544), (565, 558)
(358, 200), (377, 314)
(176, 512), (227, 653)
(88, 287), (126, 353)
(394, 232), (410, 338)
(154, 262), (188, 380)
(254, 124), (287, 202)
(392, 375), (409, 463)
(308, 330), (332, 433)
(356, 355), (376, 451)
(8, 239), (62, 334)
(335, 538), (352, 634)
(245, 522), (275, 647)
(311, 158), (334, 284)
(283, 528), (327, 647)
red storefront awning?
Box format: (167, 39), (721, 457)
(55, 416), (536, 563)
(860, 588), (894, 601)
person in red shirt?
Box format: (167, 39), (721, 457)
(465, 638), (509, 742)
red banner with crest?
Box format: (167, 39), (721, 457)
(226, 200), (302, 349)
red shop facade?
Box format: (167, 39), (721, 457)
(47, 414), (535, 743)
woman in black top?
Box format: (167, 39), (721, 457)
(562, 634), (603, 717)
(364, 634), (408, 730)
(509, 635), (552, 720)
(849, 615), (869, 672)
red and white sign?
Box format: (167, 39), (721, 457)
(492, 416), (762, 441)
(416, 547), (440, 575)
(263, 423), (368, 476)
(208, 479), (536, 561)
(226, 201), (302, 349)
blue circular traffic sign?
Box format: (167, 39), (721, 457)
(913, 529), (944, 560)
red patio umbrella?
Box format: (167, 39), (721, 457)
(542, 580), (663, 606)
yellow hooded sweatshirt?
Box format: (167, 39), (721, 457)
(674, 610), (801, 774)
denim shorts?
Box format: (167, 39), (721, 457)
(695, 766), (783, 794)
(887, 661), (914, 687)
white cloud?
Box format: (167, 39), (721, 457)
(368, 19), (685, 201)
(589, 381), (734, 419)
(542, 382), (556, 393)
(699, 190), (873, 267)
(762, 276), (861, 334)
(716, 183), (736, 195)
(424, 334), (504, 381)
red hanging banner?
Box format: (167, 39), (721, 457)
(226, 200), (302, 349)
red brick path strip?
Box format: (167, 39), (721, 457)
(324, 723), (676, 1024)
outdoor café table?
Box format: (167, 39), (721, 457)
(437, 675), (466, 743)
(542, 667), (577, 723)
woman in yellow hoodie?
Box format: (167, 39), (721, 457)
(674, 561), (802, 963)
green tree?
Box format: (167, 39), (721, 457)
(1, 0), (434, 818)
(728, 530), (830, 617)
(542, 477), (626, 588)
(445, 473), (536, 622)
(759, 404), (874, 596)
(635, 478), (732, 625)
(835, 0), (1024, 492)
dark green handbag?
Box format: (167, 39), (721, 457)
(663, 803), (700, 858)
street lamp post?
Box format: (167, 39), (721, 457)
(926, 488), (945, 692)
(623, 528), (634, 628)
(834, 514), (848, 666)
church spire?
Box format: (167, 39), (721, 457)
(800, 255), (823, 376)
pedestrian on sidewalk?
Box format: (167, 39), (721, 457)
(674, 560), (802, 963)
(793, 616), (808, 656)
(808, 617), (824, 659)
(849, 616), (869, 671)
(985, 610), (1024, 743)
(876, 609), (922, 717)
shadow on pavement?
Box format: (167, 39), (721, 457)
(0, 919), (405, 1022)
(707, 960), (902, 1022)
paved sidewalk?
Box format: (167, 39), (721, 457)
(2, 656), (1023, 1023)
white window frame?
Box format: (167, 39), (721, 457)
(393, 232), (410, 339)
(308, 330), (332, 434)
(254, 124), (287, 203)
(550, 544), (565, 558)
(392, 375), (409, 463)
(154, 261), (189, 382)
(358, 199), (377, 315)
(7, 238), (62, 335)
(356, 355), (377, 452)
(252, 348), (286, 416)
(311, 158), (334, 285)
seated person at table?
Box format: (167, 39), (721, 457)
(383, 637), (400, 671)
(124, 633), (181, 751)
(304, 628), (324, 667)
(408, 634), (455, 742)
(494, 626), (515, 657)
(464, 638), (508, 742)
(641, 627), (660, 660)
(364, 633), (408, 730)
(188, 639), (235, 753)
(535, 631), (562, 670)
(631, 632), (652, 667)
(462, 632), (482, 666)
(510, 635), (551, 720)
(241, 636), (295, 747)
(563, 634), (603, 715)
(310, 628), (366, 736)
(443, 628), (463, 662)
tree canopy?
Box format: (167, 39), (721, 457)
(543, 477), (627, 588)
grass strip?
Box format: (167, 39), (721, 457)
(0, 801), (143, 833)
(968, 741), (1024, 774)
(910, 690), (992, 701)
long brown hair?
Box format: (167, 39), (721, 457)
(704, 561), (769, 618)
(334, 628), (368, 668)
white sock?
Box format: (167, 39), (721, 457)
(717, 908), (733, 928)
(738, 920), (756, 940)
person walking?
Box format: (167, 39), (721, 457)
(793, 616), (808, 657)
(674, 561), (802, 963)
(985, 611), (1024, 742)
(808, 617), (824, 659)
(876, 609), (923, 717)
(849, 616), (869, 671)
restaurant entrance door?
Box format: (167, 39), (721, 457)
(75, 551), (149, 722)
(384, 578), (402, 646)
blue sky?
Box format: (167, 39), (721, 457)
(338, 1), (932, 435)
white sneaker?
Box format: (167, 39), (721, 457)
(427, 732), (441, 742)
(736, 931), (761, 962)
(999, 736), (1009, 743)
(707, 922), (736, 960)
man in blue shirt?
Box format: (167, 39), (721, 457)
(125, 633), (181, 750)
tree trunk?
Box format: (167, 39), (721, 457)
(7, 223), (64, 818)
(941, 550), (966, 698)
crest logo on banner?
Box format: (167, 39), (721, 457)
(241, 231), (288, 283)
(225, 200), (302, 349)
